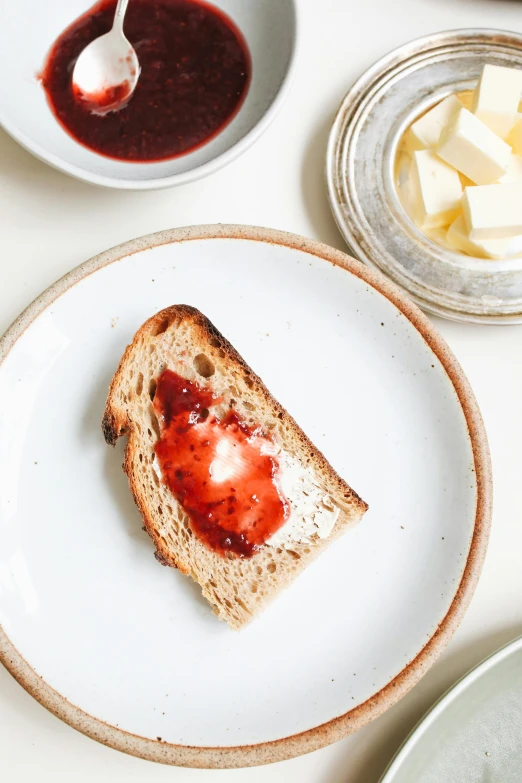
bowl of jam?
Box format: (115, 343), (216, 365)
(0, 0), (297, 189)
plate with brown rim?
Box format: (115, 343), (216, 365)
(0, 225), (491, 767)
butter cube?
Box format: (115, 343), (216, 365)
(410, 150), (462, 229)
(437, 108), (511, 185)
(463, 183), (522, 239)
(398, 175), (416, 221)
(499, 154), (522, 184)
(447, 215), (488, 257)
(408, 94), (462, 150)
(509, 116), (522, 155)
(447, 214), (521, 258)
(472, 64), (522, 139)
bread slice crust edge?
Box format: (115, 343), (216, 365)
(102, 305), (368, 628)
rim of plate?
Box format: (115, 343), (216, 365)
(0, 225), (492, 767)
(0, 3), (298, 191)
(379, 635), (522, 782)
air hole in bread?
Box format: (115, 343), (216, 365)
(150, 411), (161, 439)
(244, 376), (254, 389)
(157, 505), (163, 516)
(151, 317), (170, 336)
(251, 583), (258, 593)
(149, 378), (157, 401)
(136, 373), (143, 396)
(256, 566), (262, 575)
(193, 353), (215, 378)
(229, 385), (239, 396)
(209, 337), (220, 348)
(287, 550), (300, 560)
(243, 401), (255, 411)
(139, 453), (143, 463)
(267, 562), (276, 574)
(235, 597), (250, 613)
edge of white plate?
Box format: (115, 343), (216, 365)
(0, 2), (299, 190)
(0, 225), (492, 767)
(379, 635), (522, 782)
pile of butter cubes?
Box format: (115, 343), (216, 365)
(399, 64), (522, 260)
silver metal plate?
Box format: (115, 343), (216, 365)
(326, 29), (522, 324)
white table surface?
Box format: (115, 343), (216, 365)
(2, 0), (522, 780)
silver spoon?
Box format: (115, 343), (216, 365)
(72, 0), (140, 115)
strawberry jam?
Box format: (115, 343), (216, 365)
(153, 370), (290, 558)
(39, 0), (251, 162)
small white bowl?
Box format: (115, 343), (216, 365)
(0, 0), (298, 189)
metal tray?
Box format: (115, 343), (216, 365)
(326, 29), (522, 324)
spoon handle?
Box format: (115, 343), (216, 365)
(112, 0), (130, 32)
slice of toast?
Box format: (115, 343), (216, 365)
(103, 305), (368, 629)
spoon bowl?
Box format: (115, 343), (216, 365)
(72, 0), (139, 114)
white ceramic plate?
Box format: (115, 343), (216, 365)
(0, 226), (491, 767)
(0, 0), (297, 189)
(380, 636), (522, 783)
